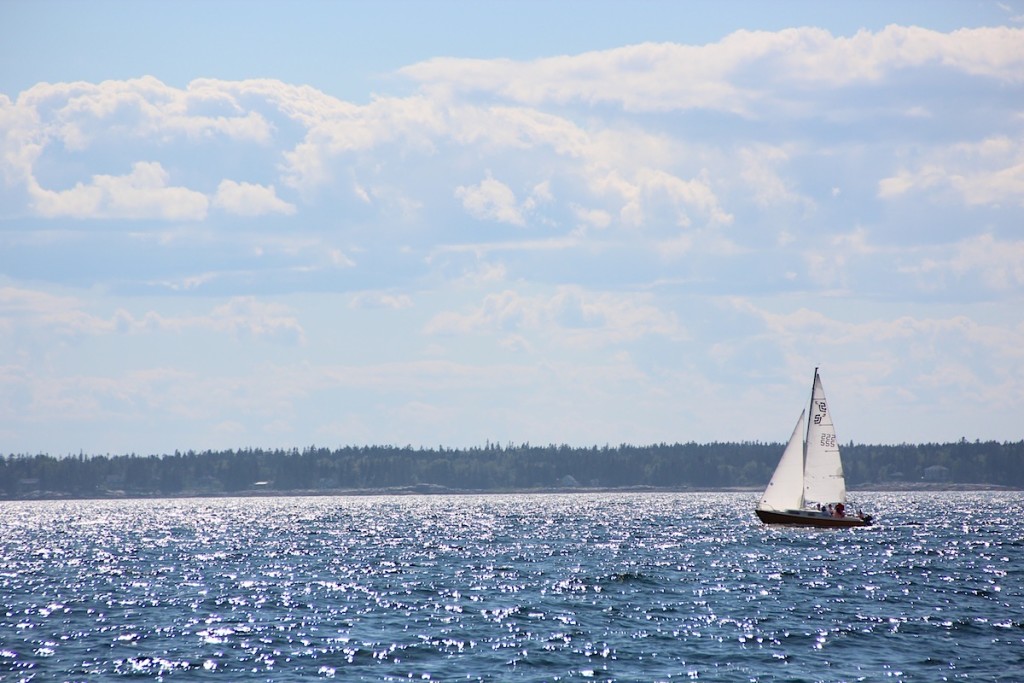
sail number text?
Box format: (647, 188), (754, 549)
(820, 433), (837, 448)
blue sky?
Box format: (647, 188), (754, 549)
(2, 1), (1023, 455)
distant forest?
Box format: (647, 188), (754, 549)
(2, 439), (1022, 499)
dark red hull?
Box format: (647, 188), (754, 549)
(756, 508), (873, 528)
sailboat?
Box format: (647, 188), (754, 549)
(755, 368), (873, 527)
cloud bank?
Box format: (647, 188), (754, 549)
(1, 25), (1022, 452)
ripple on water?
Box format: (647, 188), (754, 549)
(1, 492), (1022, 680)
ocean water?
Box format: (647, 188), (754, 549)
(1, 492), (1021, 682)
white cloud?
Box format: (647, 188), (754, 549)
(803, 227), (885, 290)
(213, 179), (296, 216)
(900, 234), (1024, 291)
(400, 26), (1024, 113)
(522, 180), (553, 212)
(449, 104), (591, 158)
(878, 136), (1024, 207)
(0, 287), (305, 345)
(424, 286), (686, 348)
(29, 161), (208, 220)
(878, 165), (943, 198)
(401, 44), (753, 114)
(17, 77), (274, 151)
(571, 204), (613, 232)
(0, 94), (42, 189)
(739, 144), (810, 208)
(0, 286), (118, 338)
(585, 166), (733, 232)
(455, 173), (526, 226)
(16, 368), (244, 425)
(879, 161), (1024, 206)
(731, 298), (1024, 365)
(326, 248), (356, 268)
(953, 161), (1024, 207)
(280, 93), (446, 190)
(350, 291), (414, 310)
(3, 19), (1023, 451)
(427, 236), (579, 262)
(207, 297), (306, 345)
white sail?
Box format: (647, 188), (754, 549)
(803, 369), (847, 504)
(758, 410), (805, 512)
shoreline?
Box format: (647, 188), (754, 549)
(2, 481), (1020, 502)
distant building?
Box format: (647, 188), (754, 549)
(924, 465), (950, 482)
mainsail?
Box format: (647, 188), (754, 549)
(758, 410), (805, 512)
(803, 369), (847, 505)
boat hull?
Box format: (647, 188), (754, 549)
(756, 508), (872, 528)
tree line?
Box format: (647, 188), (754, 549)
(1, 439), (1022, 499)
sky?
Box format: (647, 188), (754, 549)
(2, 1), (1023, 456)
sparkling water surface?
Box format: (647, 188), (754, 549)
(2, 492), (1022, 681)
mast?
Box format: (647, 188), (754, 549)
(798, 368), (815, 507)
(804, 366), (817, 459)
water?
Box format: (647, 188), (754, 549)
(1, 492), (1022, 682)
